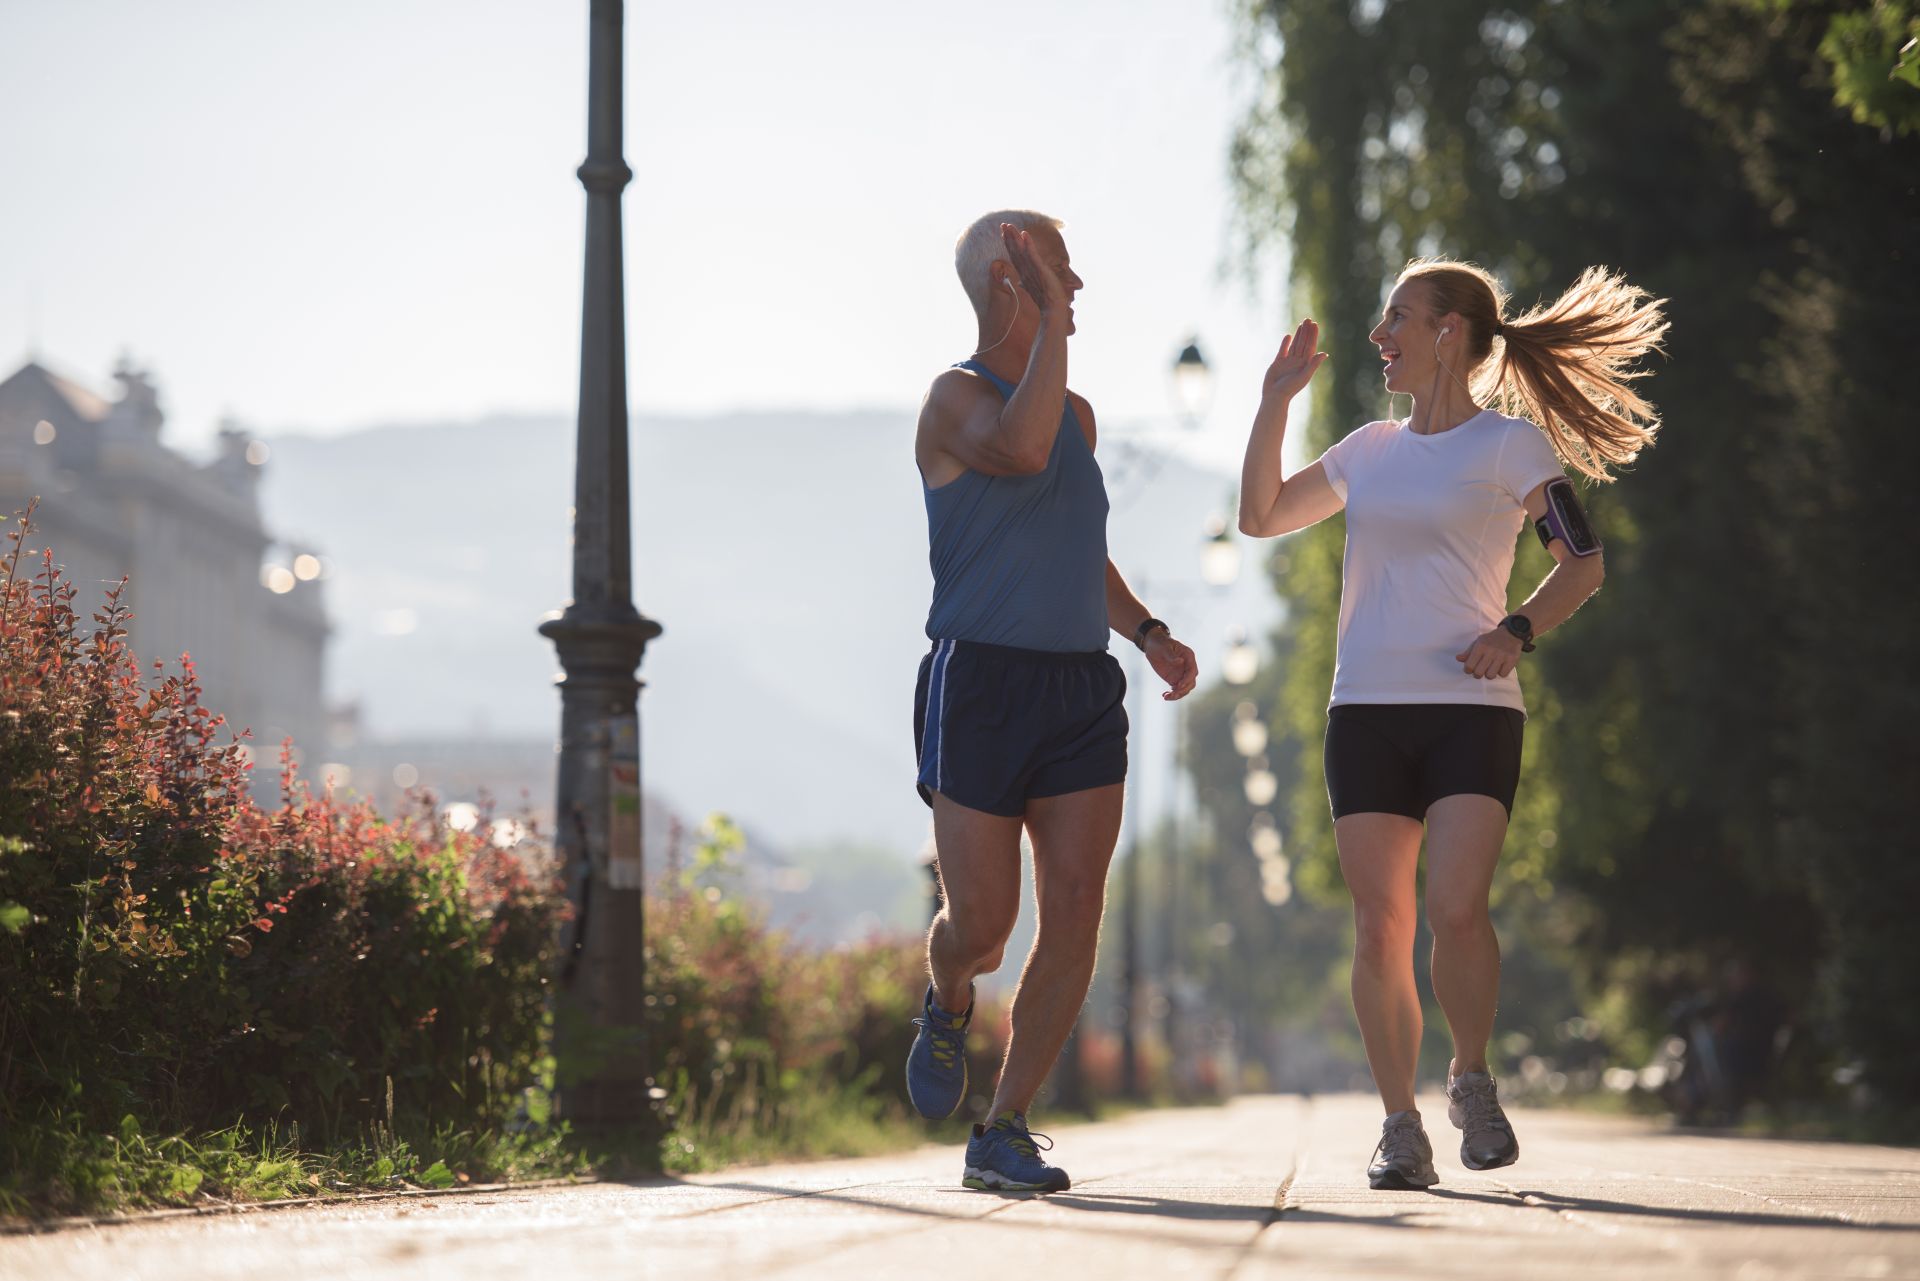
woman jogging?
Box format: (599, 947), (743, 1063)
(1237, 258), (1666, 1189)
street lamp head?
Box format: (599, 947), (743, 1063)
(1200, 513), (1241, 587)
(1222, 626), (1259, 685)
(1170, 336), (1213, 429)
(1249, 818), (1283, 861)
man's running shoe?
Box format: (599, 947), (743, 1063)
(962, 1112), (1071, 1192)
(1447, 1070), (1520, 1170)
(905, 984), (972, 1119)
(1367, 1109), (1439, 1190)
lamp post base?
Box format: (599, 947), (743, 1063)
(540, 605), (661, 1126)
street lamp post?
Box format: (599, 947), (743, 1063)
(1114, 338), (1217, 1100)
(540, 0), (662, 1127)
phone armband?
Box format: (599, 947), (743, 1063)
(1533, 476), (1602, 557)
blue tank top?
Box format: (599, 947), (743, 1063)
(922, 360), (1110, 652)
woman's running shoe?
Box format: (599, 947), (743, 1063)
(1368, 1109), (1439, 1189)
(1447, 1070), (1520, 1170)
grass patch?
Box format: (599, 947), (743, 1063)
(1, 1081), (952, 1224)
(654, 1070), (934, 1175)
(0, 1110), (591, 1223)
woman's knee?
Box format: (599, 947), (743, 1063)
(1425, 893), (1491, 941)
(1351, 901), (1416, 970)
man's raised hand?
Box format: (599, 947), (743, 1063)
(1002, 223), (1071, 318)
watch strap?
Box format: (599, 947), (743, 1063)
(1133, 617), (1170, 649)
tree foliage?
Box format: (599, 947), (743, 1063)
(1223, 0), (1920, 1105)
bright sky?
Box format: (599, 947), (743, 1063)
(0, 0), (1289, 471)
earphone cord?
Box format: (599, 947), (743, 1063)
(1422, 331), (1481, 425)
(972, 289), (1021, 358)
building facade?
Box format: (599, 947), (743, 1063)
(0, 356), (328, 768)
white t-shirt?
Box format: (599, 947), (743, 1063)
(1315, 409), (1566, 714)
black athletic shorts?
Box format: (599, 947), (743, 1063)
(913, 639), (1128, 817)
(1324, 703), (1525, 820)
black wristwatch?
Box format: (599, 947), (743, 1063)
(1499, 614), (1536, 653)
(1133, 617), (1170, 650)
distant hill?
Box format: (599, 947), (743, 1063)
(259, 408), (1279, 859)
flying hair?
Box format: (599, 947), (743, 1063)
(1398, 257), (1670, 482)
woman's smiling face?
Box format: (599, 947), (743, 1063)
(1369, 279), (1442, 395)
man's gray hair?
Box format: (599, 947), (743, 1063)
(954, 209), (1064, 316)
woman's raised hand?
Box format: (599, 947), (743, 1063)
(1263, 318), (1329, 402)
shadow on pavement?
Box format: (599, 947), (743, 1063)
(683, 1179), (1437, 1233)
(1041, 1192), (1274, 1223)
(1427, 1186), (1920, 1232)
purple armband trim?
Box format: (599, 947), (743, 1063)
(1533, 477), (1602, 557)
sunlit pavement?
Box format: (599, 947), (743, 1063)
(9, 1094), (1920, 1281)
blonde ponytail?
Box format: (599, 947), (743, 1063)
(1400, 259), (1669, 482)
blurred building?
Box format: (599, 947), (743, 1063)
(0, 356), (328, 760)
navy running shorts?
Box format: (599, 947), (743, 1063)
(1324, 703), (1525, 820)
(913, 639), (1128, 817)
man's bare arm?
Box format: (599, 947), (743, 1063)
(917, 316), (1071, 478)
(916, 225), (1075, 479)
(1105, 560), (1198, 701)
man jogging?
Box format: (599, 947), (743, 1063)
(906, 210), (1197, 1193)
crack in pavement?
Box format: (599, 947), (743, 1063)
(1219, 1096), (1312, 1281)
(1645, 1172), (1863, 1227)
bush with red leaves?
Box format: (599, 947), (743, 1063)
(0, 506), (566, 1143)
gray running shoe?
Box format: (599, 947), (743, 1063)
(1447, 1071), (1520, 1171)
(1367, 1109), (1439, 1190)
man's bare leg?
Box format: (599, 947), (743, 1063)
(927, 794), (1024, 1013)
(987, 783), (1124, 1117)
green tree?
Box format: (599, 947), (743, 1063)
(1751, 0), (1920, 133)
(1225, 0), (1920, 1105)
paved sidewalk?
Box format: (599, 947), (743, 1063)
(8, 1094), (1919, 1280)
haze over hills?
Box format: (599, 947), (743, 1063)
(259, 408), (1280, 861)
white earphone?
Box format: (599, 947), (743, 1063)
(974, 276), (1023, 358)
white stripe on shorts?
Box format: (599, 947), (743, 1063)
(926, 639), (956, 794)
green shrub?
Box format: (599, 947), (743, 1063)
(0, 506), (567, 1156)
(645, 817), (1005, 1169)
(1, 503), (988, 1213)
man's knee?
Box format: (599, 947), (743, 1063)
(1037, 871), (1107, 939)
(939, 902), (1017, 972)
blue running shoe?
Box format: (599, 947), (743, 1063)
(962, 1112), (1071, 1192)
(905, 985), (972, 1119)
